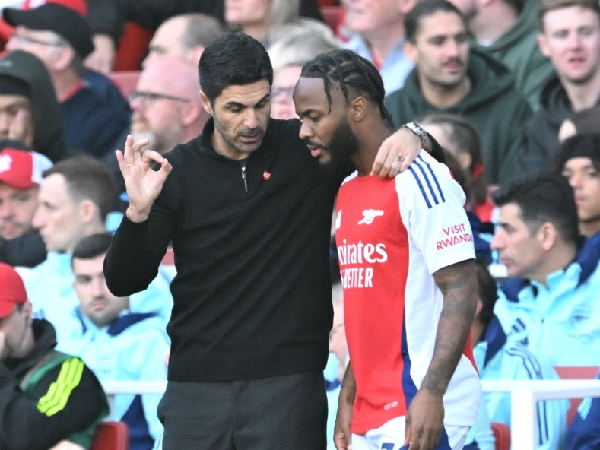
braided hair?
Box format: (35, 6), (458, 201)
(300, 49), (394, 129)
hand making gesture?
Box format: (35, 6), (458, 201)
(116, 135), (173, 223)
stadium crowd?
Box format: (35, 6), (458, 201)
(0, 0), (600, 448)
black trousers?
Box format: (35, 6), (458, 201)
(157, 372), (328, 450)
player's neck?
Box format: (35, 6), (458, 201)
(352, 121), (394, 176)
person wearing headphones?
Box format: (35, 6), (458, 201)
(0, 262), (108, 450)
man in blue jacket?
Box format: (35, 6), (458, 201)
(64, 232), (168, 450)
(24, 155), (172, 349)
(492, 173), (600, 368)
(467, 259), (567, 450)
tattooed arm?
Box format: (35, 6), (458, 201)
(405, 258), (478, 450)
(424, 258), (478, 395)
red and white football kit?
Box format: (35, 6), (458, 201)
(335, 151), (481, 436)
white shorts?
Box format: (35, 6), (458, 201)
(351, 416), (469, 450)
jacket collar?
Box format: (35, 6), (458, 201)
(479, 315), (507, 368)
(500, 236), (599, 302)
(3, 319), (57, 378)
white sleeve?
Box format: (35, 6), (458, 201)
(398, 153), (475, 274)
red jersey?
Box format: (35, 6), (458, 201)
(335, 151), (480, 434)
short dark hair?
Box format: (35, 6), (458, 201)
(43, 155), (117, 222)
(474, 257), (498, 329)
(538, 0), (600, 31)
(71, 232), (112, 268)
(301, 49), (394, 128)
(492, 173), (579, 245)
(550, 132), (600, 175)
(199, 32), (273, 104)
(405, 0), (466, 43)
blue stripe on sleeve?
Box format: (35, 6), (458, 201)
(409, 166), (432, 209)
(413, 159), (439, 205)
(418, 155), (446, 203)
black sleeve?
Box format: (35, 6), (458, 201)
(0, 360), (107, 450)
(0, 233), (47, 268)
(87, 0), (125, 44)
(104, 170), (180, 296)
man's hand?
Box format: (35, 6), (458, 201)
(84, 34), (116, 74)
(334, 393), (353, 450)
(371, 126), (424, 178)
(404, 389), (445, 450)
(117, 135), (173, 223)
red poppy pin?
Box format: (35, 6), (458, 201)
(263, 171), (271, 181)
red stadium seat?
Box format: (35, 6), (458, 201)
(91, 421), (129, 450)
(108, 71), (140, 100)
(554, 365), (600, 426)
(114, 22), (153, 72)
(491, 422), (510, 450)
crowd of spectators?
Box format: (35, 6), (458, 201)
(0, 0), (599, 448)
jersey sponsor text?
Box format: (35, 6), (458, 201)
(337, 239), (388, 265)
(437, 223), (473, 250)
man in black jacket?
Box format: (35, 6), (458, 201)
(104, 32), (430, 450)
(0, 262), (108, 450)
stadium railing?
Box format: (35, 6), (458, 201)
(102, 379), (600, 449)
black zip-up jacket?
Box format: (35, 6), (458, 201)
(0, 320), (107, 450)
(104, 118), (349, 382)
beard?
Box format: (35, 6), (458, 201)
(327, 120), (359, 166)
(307, 120), (358, 168)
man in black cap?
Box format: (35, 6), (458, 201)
(0, 50), (68, 163)
(3, 2), (130, 159)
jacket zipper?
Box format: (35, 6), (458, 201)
(241, 161), (248, 192)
